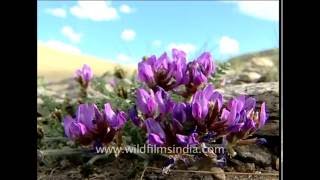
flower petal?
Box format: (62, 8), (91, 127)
(227, 100), (237, 125)
(259, 102), (267, 128)
(129, 105), (142, 127)
(172, 48), (186, 61)
(77, 104), (95, 131)
(192, 102), (202, 120)
(148, 133), (165, 145)
(69, 122), (87, 139)
(221, 108), (230, 121)
(176, 134), (188, 146)
(154, 53), (169, 71)
(203, 84), (215, 99)
(196, 52), (215, 76)
(82, 64), (93, 82)
(155, 87), (173, 114)
(136, 89), (157, 116)
(210, 91), (223, 110)
(244, 97), (256, 111)
(138, 63), (155, 87)
(235, 95), (245, 112)
(173, 103), (187, 124)
(114, 111), (127, 130)
(63, 115), (74, 138)
(104, 103), (116, 124)
(145, 118), (166, 140)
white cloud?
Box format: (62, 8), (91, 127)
(70, 1), (118, 21)
(167, 43), (197, 55)
(46, 8), (66, 18)
(61, 26), (81, 43)
(38, 40), (81, 54)
(152, 40), (162, 48)
(121, 29), (136, 42)
(119, 4), (134, 14)
(236, 1), (279, 21)
(218, 36), (240, 56)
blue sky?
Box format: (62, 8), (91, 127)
(38, 1), (279, 64)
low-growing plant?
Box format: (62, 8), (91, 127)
(60, 49), (268, 174)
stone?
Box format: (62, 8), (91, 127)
(238, 72), (262, 83)
(60, 159), (71, 169)
(256, 119), (279, 136)
(228, 159), (255, 172)
(210, 167), (226, 180)
(234, 144), (272, 167)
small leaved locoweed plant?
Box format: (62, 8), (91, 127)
(63, 49), (268, 174)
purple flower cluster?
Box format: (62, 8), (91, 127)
(138, 49), (215, 94)
(63, 49), (268, 154)
(225, 96), (267, 143)
(133, 49), (268, 148)
(138, 49), (188, 91)
(64, 103), (127, 146)
(129, 87), (197, 147)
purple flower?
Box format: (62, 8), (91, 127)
(187, 62), (208, 86)
(154, 53), (169, 72)
(64, 116), (83, 140)
(225, 101), (267, 146)
(173, 103), (188, 124)
(227, 95), (246, 113)
(145, 118), (166, 145)
(176, 133), (199, 147)
(191, 90), (209, 121)
(75, 64), (93, 87)
(136, 88), (157, 117)
(222, 96), (268, 140)
(129, 105), (143, 127)
(69, 122), (88, 138)
(76, 104), (98, 132)
(208, 96), (247, 136)
(137, 49), (188, 90)
(240, 102), (267, 133)
(148, 133), (165, 145)
(243, 97), (256, 111)
(191, 84), (222, 122)
(203, 84), (223, 110)
(63, 103), (126, 146)
(104, 103), (127, 130)
(221, 100), (240, 125)
(155, 87), (174, 114)
(170, 49), (188, 85)
(195, 52), (215, 77)
(185, 52), (215, 86)
(63, 104), (100, 144)
(138, 62), (156, 88)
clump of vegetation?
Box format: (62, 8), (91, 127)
(38, 48), (270, 177)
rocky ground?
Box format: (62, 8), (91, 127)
(222, 48), (279, 85)
(37, 82), (280, 180)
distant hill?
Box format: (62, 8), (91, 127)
(221, 48), (279, 83)
(37, 43), (136, 82)
(227, 48), (279, 71)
